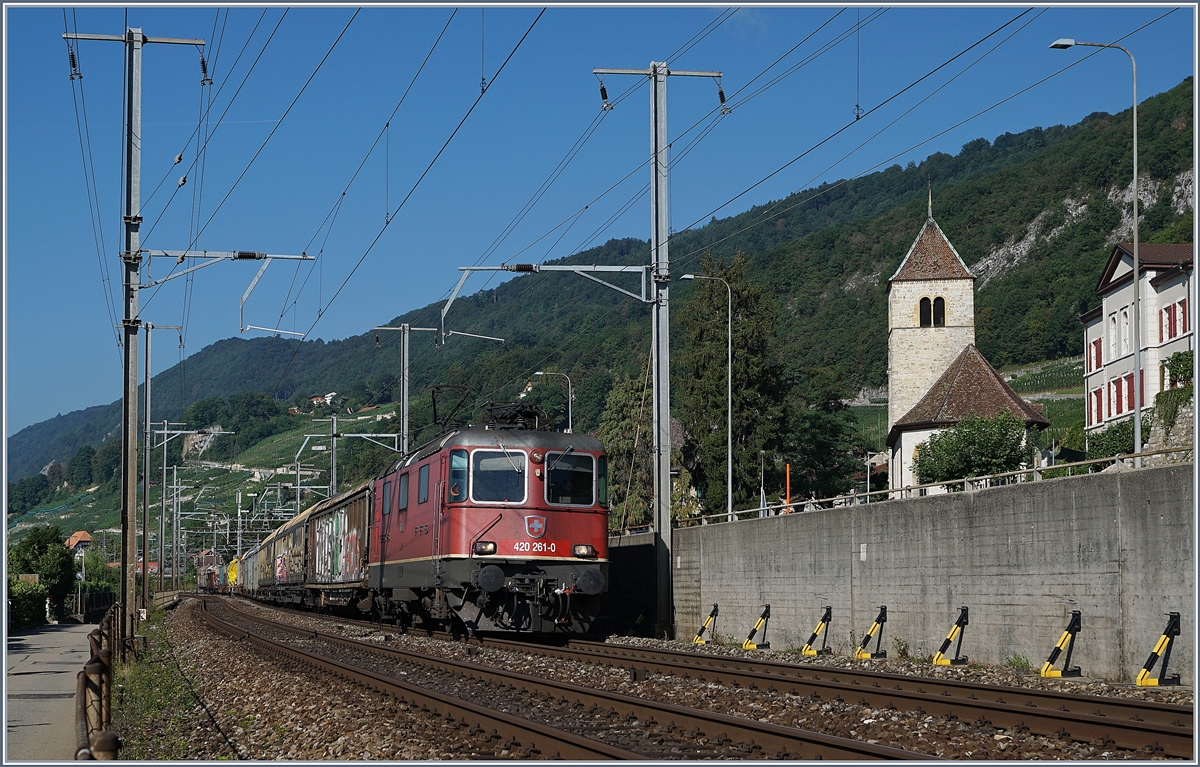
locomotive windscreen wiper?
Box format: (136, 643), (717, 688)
(495, 440), (523, 473)
(547, 445), (575, 472)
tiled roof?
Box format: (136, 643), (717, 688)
(887, 344), (1049, 446)
(1096, 243), (1194, 295)
(1114, 242), (1193, 266)
(64, 530), (92, 549)
(889, 217), (974, 283)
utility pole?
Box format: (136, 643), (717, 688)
(593, 62), (722, 639)
(373, 324), (437, 454)
(141, 325), (179, 601)
(64, 27), (204, 660)
(443, 63), (722, 639)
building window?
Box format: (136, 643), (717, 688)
(1121, 309), (1130, 354)
(919, 297), (932, 328)
(1161, 299), (1189, 342)
(933, 297), (946, 327)
(1109, 314), (1117, 359)
(1090, 338), (1103, 373)
(1090, 388), (1104, 426)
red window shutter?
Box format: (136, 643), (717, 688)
(1183, 297), (1189, 332)
(1126, 372), (1135, 411)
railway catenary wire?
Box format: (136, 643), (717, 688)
(420, 9), (1054, 412)
(203, 597), (930, 760)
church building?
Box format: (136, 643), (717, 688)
(886, 198), (1048, 490)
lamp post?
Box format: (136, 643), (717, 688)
(534, 371), (574, 433)
(680, 273), (734, 523)
(1051, 37), (1142, 466)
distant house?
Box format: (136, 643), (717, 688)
(64, 530), (92, 558)
(1080, 243), (1194, 435)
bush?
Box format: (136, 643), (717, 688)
(1086, 415), (1153, 460)
(913, 412), (1029, 484)
(1166, 350), (1193, 387)
(1155, 383), (1194, 434)
(8, 578), (48, 629)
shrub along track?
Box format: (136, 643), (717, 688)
(201, 597), (926, 760)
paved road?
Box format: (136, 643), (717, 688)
(6, 621), (93, 762)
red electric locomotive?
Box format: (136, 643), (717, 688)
(365, 404), (610, 634)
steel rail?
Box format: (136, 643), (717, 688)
(209, 598), (931, 760)
(197, 602), (639, 760)
(481, 637), (1190, 757)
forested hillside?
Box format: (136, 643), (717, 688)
(8, 77), (1192, 480)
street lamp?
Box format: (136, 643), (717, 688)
(534, 371), (574, 433)
(1051, 37), (1143, 466)
(680, 273), (734, 523)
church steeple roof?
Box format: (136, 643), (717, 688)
(888, 205), (974, 284)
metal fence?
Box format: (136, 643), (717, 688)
(671, 445), (1193, 528)
(74, 603), (119, 759)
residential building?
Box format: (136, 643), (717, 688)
(64, 530), (92, 558)
(1080, 243), (1193, 435)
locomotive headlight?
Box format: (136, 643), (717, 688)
(572, 544), (597, 558)
(473, 540), (497, 556)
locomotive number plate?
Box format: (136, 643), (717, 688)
(512, 541), (557, 553)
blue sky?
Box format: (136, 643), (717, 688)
(3, 4), (1195, 435)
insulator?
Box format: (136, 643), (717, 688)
(69, 48), (78, 71)
(718, 87), (726, 105)
(200, 54), (208, 78)
(178, 175), (187, 188)
(599, 84), (609, 102)
(375, 332), (380, 348)
(174, 153), (183, 165)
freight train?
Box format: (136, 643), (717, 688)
(235, 405), (610, 635)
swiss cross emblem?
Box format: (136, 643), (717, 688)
(525, 516), (547, 539)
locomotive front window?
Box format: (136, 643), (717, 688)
(471, 450), (526, 503)
(449, 450), (468, 502)
(546, 452), (595, 506)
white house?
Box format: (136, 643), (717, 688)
(1080, 242), (1193, 434)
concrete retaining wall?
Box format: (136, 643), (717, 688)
(672, 464), (1193, 683)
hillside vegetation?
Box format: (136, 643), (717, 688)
(8, 78), (1192, 481)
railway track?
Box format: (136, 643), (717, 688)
(200, 598), (928, 760)
(388, 619), (1191, 757)
(479, 636), (1193, 758)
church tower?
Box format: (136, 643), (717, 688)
(887, 194), (976, 433)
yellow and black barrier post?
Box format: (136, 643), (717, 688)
(932, 606), (969, 666)
(854, 605), (888, 659)
(693, 603), (719, 645)
(1135, 612), (1181, 687)
(742, 604), (771, 650)
(1039, 610), (1082, 678)
(800, 605), (833, 657)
